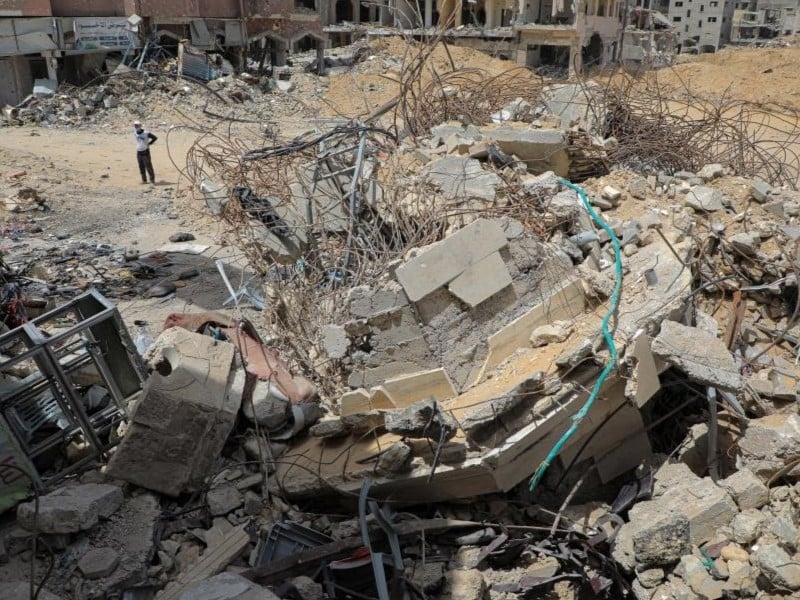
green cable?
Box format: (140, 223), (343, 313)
(528, 178), (624, 491)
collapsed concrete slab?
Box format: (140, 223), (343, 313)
(424, 156), (501, 201)
(479, 126), (570, 176)
(107, 329), (243, 496)
(17, 483), (123, 534)
(652, 320), (742, 391)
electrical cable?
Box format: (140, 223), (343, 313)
(528, 178), (623, 492)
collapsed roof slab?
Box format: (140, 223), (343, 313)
(272, 235), (686, 503)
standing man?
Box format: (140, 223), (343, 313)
(133, 120), (157, 184)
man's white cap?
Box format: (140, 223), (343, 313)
(133, 120), (142, 125)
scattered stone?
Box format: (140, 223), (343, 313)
(206, 485), (244, 516)
(144, 279), (177, 298)
(750, 178), (772, 202)
(770, 515), (799, 549)
(720, 544), (749, 562)
(736, 413), (800, 482)
(445, 569), (487, 600)
(17, 483), (123, 534)
(341, 410), (385, 434)
(628, 178), (648, 200)
(601, 185), (622, 203)
(731, 509), (766, 545)
(636, 567), (664, 588)
(728, 231), (760, 256)
(530, 320), (574, 347)
(310, 418), (349, 438)
(384, 398), (458, 441)
(721, 468), (769, 510)
(527, 555), (560, 579)
(410, 561), (446, 593)
(78, 547), (120, 579)
(377, 441), (413, 474)
(697, 163), (724, 181)
(685, 186), (724, 212)
(756, 543), (800, 590)
(169, 232), (196, 242)
(291, 575), (323, 600)
(629, 504), (691, 567)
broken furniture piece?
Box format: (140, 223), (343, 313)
(0, 289), (145, 495)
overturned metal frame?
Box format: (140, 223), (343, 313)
(0, 289), (145, 490)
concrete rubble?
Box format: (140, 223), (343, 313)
(5, 35), (800, 600)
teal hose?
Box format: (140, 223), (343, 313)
(528, 178), (624, 491)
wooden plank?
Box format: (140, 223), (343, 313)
(156, 524), (250, 600)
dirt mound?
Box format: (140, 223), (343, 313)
(655, 47), (800, 111)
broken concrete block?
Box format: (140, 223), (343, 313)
(444, 569), (487, 600)
(666, 477), (738, 546)
(341, 410), (385, 434)
(396, 218), (507, 301)
(242, 379), (291, 430)
(340, 388), (372, 416)
(447, 251), (512, 308)
(651, 320), (741, 391)
(729, 231), (760, 256)
(529, 320), (573, 347)
(736, 413), (800, 481)
(628, 501), (691, 567)
(321, 325), (349, 359)
(310, 418), (349, 438)
(348, 282), (409, 318)
(750, 178), (772, 202)
(685, 186), (724, 211)
(627, 178), (648, 199)
(290, 575), (323, 600)
(107, 329), (242, 496)
(770, 515), (799, 549)
(480, 126), (570, 176)
(424, 156), (501, 201)
(385, 398), (458, 441)
(721, 468), (769, 510)
(17, 483), (123, 534)
(369, 387), (398, 410)
(377, 441), (413, 474)
(697, 163), (724, 181)
(175, 572), (280, 600)
(379, 368), (457, 408)
(78, 547), (120, 579)
(206, 485), (244, 516)
(731, 509), (766, 545)
(756, 544), (800, 590)
(601, 185), (622, 203)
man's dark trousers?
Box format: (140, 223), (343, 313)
(137, 149), (155, 183)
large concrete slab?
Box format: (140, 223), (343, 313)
(379, 368), (458, 408)
(480, 126), (570, 176)
(448, 251), (512, 308)
(107, 329), (242, 496)
(395, 219), (508, 302)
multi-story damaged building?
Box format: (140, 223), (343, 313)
(0, 0), (634, 106)
(667, 0), (735, 52)
(731, 0), (800, 42)
(0, 0), (329, 106)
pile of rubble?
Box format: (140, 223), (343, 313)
(7, 35), (800, 600)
